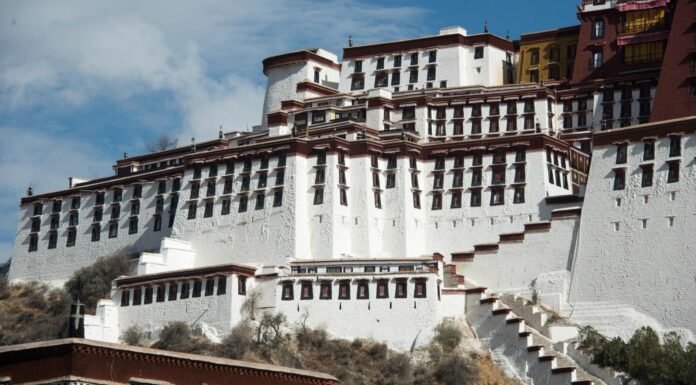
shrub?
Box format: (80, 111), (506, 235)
(217, 321), (255, 359)
(0, 259), (10, 279)
(152, 322), (212, 355)
(433, 354), (478, 385)
(64, 254), (132, 312)
(0, 280), (71, 345)
(121, 325), (148, 346)
(433, 320), (462, 352)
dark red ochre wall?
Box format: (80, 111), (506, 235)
(651, 0), (696, 121)
(571, 8), (622, 84)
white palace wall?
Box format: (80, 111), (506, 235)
(569, 131), (696, 340)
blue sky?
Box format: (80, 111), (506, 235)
(0, 0), (579, 262)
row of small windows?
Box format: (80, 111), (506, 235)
(187, 190), (284, 218)
(190, 171), (285, 199)
(613, 161), (681, 190)
(281, 279), (428, 301)
(31, 179), (181, 217)
(190, 153), (287, 180)
(426, 186), (526, 210)
(119, 276), (247, 307)
(615, 136), (681, 164)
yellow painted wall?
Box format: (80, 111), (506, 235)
(517, 33), (578, 84)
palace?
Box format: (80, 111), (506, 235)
(6, 0), (696, 384)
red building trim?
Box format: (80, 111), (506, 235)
(343, 33), (513, 59)
(262, 49), (340, 75)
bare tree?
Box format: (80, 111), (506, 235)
(145, 133), (179, 153)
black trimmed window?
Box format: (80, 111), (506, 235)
(275, 170), (285, 186)
(144, 287), (153, 304)
(474, 46), (484, 59)
(91, 224), (101, 242)
(128, 217), (138, 234)
(156, 285), (166, 302)
(592, 18), (605, 39)
(255, 193), (265, 210)
(239, 196), (248, 212)
(374, 191), (382, 209)
(169, 283), (178, 301)
(413, 192), (421, 209)
(180, 282), (190, 299)
(236, 276), (245, 295)
(130, 201), (140, 216)
(514, 165), (526, 183)
(205, 278), (215, 296)
(470, 190), (481, 207)
(453, 171), (464, 188)
(451, 191), (462, 209)
(641, 165), (653, 187)
(190, 183), (200, 199)
(431, 193), (442, 210)
(71, 197), (81, 210)
(414, 280), (427, 298)
(320, 282), (332, 299)
(111, 204), (120, 220)
(376, 280), (389, 298)
(338, 281), (350, 300)
(226, 160), (235, 175)
(108, 222), (118, 238)
(121, 290), (130, 306)
(28, 234), (38, 252)
(207, 180), (216, 197)
(133, 288), (142, 305)
(433, 174), (444, 189)
(192, 279), (202, 297)
(614, 168), (626, 190)
(33, 203), (43, 216)
(301, 281), (313, 300)
(31, 217), (40, 233)
(66, 228), (76, 247)
(95, 192), (105, 206)
(409, 68), (418, 83)
(313, 188), (324, 205)
(340, 188), (348, 206)
(273, 190), (283, 207)
(616, 144), (628, 164)
(173, 178), (181, 192)
(282, 282), (294, 300)
(471, 170), (482, 187)
(513, 187), (525, 204)
(395, 279), (407, 298)
(187, 202), (197, 219)
(669, 136), (681, 157)
(356, 280), (369, 299)
(204, 200), (214, 218)
(315, 169), (325, 185)
(193, 166), (202, 180)
(490, 188), (504, 206)
(48, 231), (58, 249)
(218, 276), (228, 295)
(113, 189), (122, 203)
(393, 55), (402, 67)
(667, 161), (680, 183)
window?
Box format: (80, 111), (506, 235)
(314, 69), (320, 83)
(351, 75), (364, 90)
(187, 202), (197, 219)
(95, 192), (105, 205)
(193, 166), (202, 179)
(513, 187), (525, 204)
(282, 282), (294, 300)
(489, 118), (499, 133)
(113, 189), (122, 203)
(375, 72), (388, 87)
(624, 41), (664, 65)
(132, 288), (142, 306)
(578, 112), (587, 127)
(337, 281), (350, 300)
(50, 216), (59, 231)
(391, 72), (400, 86)
(121, 290), (130, 307)
(130, 201), (140, 216)
(356, 280), (369, 299)
(30, 217), (40, 233)
(641, 165), (653, 187)
(243, 159), (252, 172)
(91, 225), (100, 242)
(354, 60), (362, 73)
(669, 136), (681, 157)
(315, 169), (325, 185)
(410, 52), (418, 66)
(514, 165), (526, 183)
(180, 282), (190, 299)
(409, 69), (418, 83)
(507, 118), (517, 132)
(433, 174), (444, 189)
(273, 190), (283, 207)
(192, 280), (202, 297)
(219, 198), (231, 215)
(616, 144), (628, 164)
(169, 283), (178, 301)
(471, 170), (482, 187)
(300, 281), (313, 300)
(492, 168), (506, 185)
(204, 278), (215, 296)
(223, 178), (233, 194)
(474, 46), (484, 59)
(373, 191), (382, 209)
(667, 161), (680, 183)
(403, 190), (417, 210)
(204, 201), (213, 217)
(154, 216), (162, 232)
(591, 50), (603, 69)
(592, 19), (605, 39)
(427, 67), (436, 81)
(340, 188), (348, 206)
(173, 178), (181, 192)
(338, 169), (346, 185)
(236, 276), (245, 295)
(414, 280), (427, 298)
(142, 287), (153, 304)
(257, 173), (267, 189)
(530, 69), (540, 82)
(128, 217), (138, 234)
(450, 191), (462, 209)
(313, 188), (324, 205)
(614, 168), (626, 190)
(241, 176), (250, 191)
(386, 173), (395, 189)
(507, 101), (517, 115)
(431, 193), (442, 210)
(643, 140), (655, 161)
(373, 280), (388, 299)
(190, 183), (200, 199)
(490, 188), (504, 206)
(453, 171), (464, 188)
(393, 55), (402, 67)
(530, 48), (539, 65)
(70, 197), (81, 210)
(255, 193), (265, 210)
(156, 285), (166, 302)
(108, 222), (118, 238)
(319, 282), (332, 300)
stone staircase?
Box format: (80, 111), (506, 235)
(463, 285), (607, 385)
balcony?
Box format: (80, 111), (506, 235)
(620, 20), (665, 35)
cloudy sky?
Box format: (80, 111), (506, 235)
(0, 0), (577, 262)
